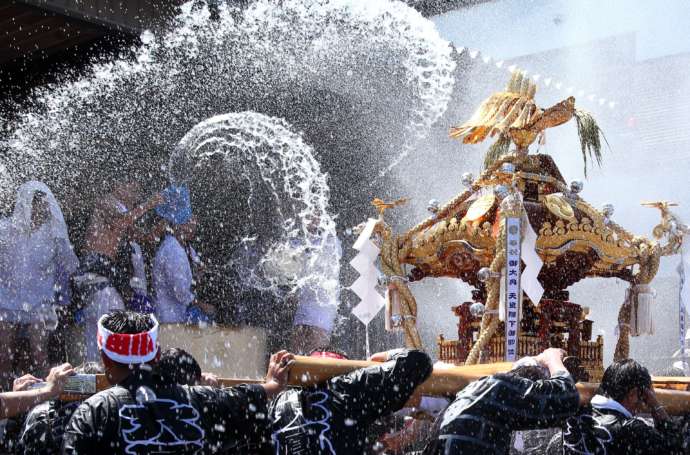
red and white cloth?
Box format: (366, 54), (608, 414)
(309, 351), (347, 360)
(97, 314), (159, 364)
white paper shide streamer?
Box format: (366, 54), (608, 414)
(520, 213), (544, 305)
(349, 218), (386, 326)
(629, 284), (656, 336)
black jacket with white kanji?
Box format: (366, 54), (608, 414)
(423, 370), (580, 455)
(18, 399), (82, 454)
(267, 349), (433, 454)
(61, 372), (269, 454)
(558, 395), (684, 455)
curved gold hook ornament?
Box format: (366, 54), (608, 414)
(372, 197), (409, 217)
(642, 201), (686, 256)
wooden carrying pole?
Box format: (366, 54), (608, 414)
(285, 356), (514, 394)
(63, 356), (690, 415)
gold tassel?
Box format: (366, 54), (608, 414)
(574, 109), (609, 177)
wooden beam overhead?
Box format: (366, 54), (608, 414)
(0, 1), (107, 65)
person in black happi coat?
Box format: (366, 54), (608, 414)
(62, 310), (294, 454)
(556, 358), (683, 455)
(267, 348), (433, 454)
(423, 348), (580, 455)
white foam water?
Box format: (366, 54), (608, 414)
(1, 0), (455, 199)
(0, 0), (456, 329)
(169, 111), (339, 302)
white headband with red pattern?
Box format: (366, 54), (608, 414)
(97, 314), (159, 364)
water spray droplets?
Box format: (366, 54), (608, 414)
(2, 0), (456, 195)
(140, 29), (155, 45)
(459, 48), (618, 110)
(169, 112), (338, 301)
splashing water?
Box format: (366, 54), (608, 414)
(0, 0), (456, 331)
(236, 0), (457, 177)
(0, 0), (454, 206)
(168, 111), (339, 302)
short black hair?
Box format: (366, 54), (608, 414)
(156, 348), (201, 386)
(101, 310), (155, 334)
(510, 365), (548, 382)
(598, 359), (652, 402)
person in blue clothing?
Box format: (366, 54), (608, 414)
(152, 185), (214, 347)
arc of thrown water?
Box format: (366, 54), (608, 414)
(169, 112), (333, 233)
(167, 112), (340, 300)
(0, 0), (456, 204)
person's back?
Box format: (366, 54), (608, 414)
(559, 359), (683, 455)
(62, 310), (294, 454)
(64, 374), (269, 453)
(268, 348), (433, 454)
(19, 398), (82, 454)
(423, 348), (580, 455)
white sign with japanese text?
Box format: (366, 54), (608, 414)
(505, 217), (522, 361)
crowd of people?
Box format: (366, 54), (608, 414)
(0, 179), (338, 389)
(0, 308), (685, 454)
(0, 180), (205, 387)
(0, 178), (688, 454)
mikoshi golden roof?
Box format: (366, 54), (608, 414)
(393, 154), (663, 289)
(367, 72), (684, 357)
